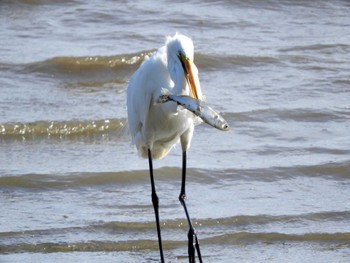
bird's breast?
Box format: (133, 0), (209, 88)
(146, 103), (194, 141)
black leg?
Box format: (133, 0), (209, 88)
(148, 149), (165, 263)
(179, 151), (203, 263)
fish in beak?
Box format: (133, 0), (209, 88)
(178, 52), (199, 100)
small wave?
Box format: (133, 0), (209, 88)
(198, 211), (350, 228)
(210, 160), (350, 182)
(1, 160), (349, 190)
(0, 170), (147, 190)
(4, 51), (283, 81)
(1, 231), (349, 254)
(98, 211), (350, 233)
(280, 43), (350, 53)
(204, 231), (350, 245)
(0, 167), (200, 189)
(24, 51), (154, 75)
(0, 118), (126, 141)
(227, 108), (349, 123)
(9, 51), (155, 84)
(195, 53), (281, 71)
(2, 212), (349, 239)
(0, 239), (169, 254)
(292, 161), (350, 180)
(1, 211), (349, 255)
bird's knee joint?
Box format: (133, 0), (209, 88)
(188, 228), (194, 236)
(188, 228), (197, 240)
(178, 193), (186, 203)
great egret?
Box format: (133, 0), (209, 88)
(127, 33), (203, 263)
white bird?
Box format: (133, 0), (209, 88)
(127, 33), (203, 263)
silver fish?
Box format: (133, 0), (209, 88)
(158, 94), (229, 131)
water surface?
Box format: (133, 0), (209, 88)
(1, 0), (350, 262)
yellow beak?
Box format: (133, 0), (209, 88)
(178, 53), (199, 100)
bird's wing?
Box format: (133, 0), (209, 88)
(126, 66), (154, 142)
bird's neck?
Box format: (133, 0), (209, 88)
(172, 66), (187, 95)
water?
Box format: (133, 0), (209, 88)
(1, 0), (350, 262)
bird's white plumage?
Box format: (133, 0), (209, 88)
(127, 33), (203, 160)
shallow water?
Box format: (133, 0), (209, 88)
(1, 0), (350, 262)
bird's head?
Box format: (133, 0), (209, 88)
(167, 33), (199, 100)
